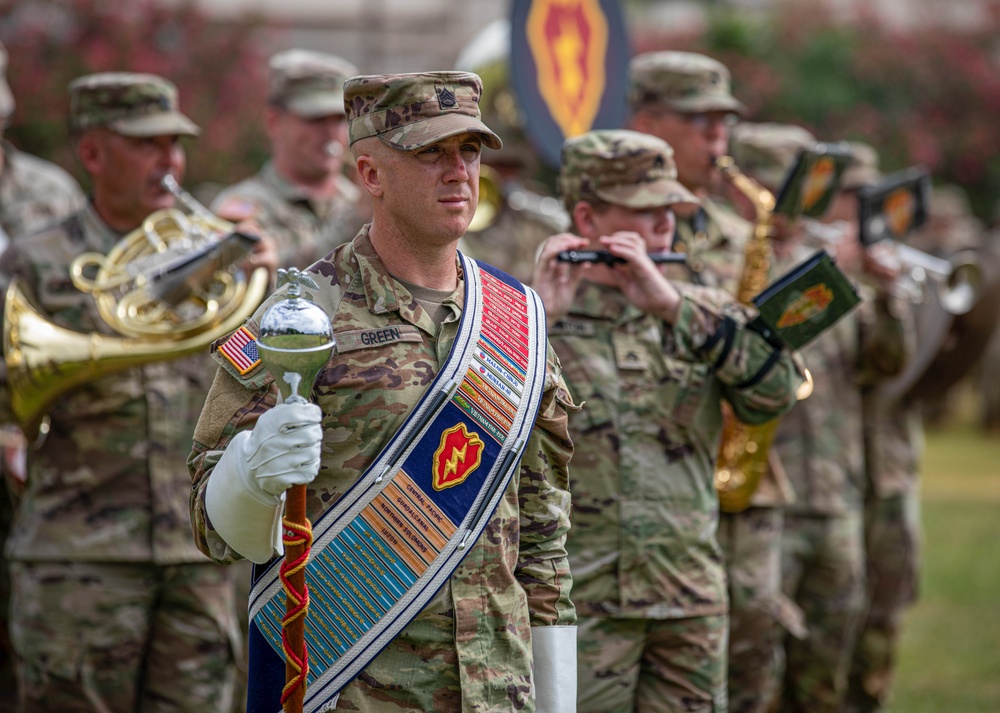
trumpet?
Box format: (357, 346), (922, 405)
(803, 218), (982, 315)
(4, 175), (270, 436)
(889, 244), (982, 316)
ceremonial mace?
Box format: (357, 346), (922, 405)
(257, 268), (336, 713)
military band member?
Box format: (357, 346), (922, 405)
(189, 71), (578, 712)
(841, 143), (922, 713)
(0, 72), (247, 713)
(769, 141), (913, 713)
(0, 39), (85, 713)
(213, 49), (368, 269)
(628, 54), (802, 713)
(628, 50), (750, 292)
(0, 42), (84, 247)
(532, 129), (803, 713)
(721, 121), (823, 713)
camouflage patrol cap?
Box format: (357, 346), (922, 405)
(344, 71), (502, 151)
(268, 49), (358, 119)
(841, 141), (882, 191)
(0, 41), (14, 121)
(629, 51), (747, 116)
(558, 129), (699, 210)
(729, 122), (817, 190)
(69, 72), (199, 137)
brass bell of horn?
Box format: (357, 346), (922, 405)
(3, 175), (270, 437)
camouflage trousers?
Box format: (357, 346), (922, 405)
(576, 614), (729, 713)
(9, 560), (241, 713)
(0, 479), (15, 713)
(230, 559), (254, 713)
(717, 507), (787, 713)
(843, 489), (921, 713)
(775, 511), (866, 713)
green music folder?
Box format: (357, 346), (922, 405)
(773, 142), (854, 219)
(749, 250), (861, 351)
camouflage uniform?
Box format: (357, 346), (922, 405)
(0, 142), (84, 247)
(0, 42), (85, 712)
(212, 50), (367, 268)
(771, 143), (912, 713)
(843, 144), (922, 713)
(628, 56), (799, 713)
(189, 72), (577, 712)
(712, 122), (822, 713)
(212, 161), (365, 268)
(0, 74), (239, 713)
(549, 130), (802, 712)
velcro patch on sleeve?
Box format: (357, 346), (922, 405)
(217, 325), (262, 375)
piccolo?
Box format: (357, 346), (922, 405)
(556, 250), (687, 266)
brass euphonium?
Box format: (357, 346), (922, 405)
(713, 156), (809, 513)
(4, 176), (270, 437)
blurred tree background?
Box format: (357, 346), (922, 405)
(632, 0), (1000, 225)
(0, 0), (277, 194)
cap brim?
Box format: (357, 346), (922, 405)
(379, 113), (502, 151)
(668, 95), (747, 118)
(286, 92), (347, 119)
(595, 177), (700, 210)
(111, 112), (200, 137)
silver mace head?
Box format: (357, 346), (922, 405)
(256, 268), (336, 404)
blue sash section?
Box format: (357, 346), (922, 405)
(246, 256), (548, 713)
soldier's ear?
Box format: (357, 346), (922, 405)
(75, 131), (103, 175)
(573, 201), (598, 238)
(355, 152), (383, 199)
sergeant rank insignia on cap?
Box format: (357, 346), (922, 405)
(437, 86), (458, 109)
(218, 325), (262, 375)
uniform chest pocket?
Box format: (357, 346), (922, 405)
(662, 356), (710, 428)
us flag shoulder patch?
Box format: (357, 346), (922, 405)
(218, 326), (261, 375)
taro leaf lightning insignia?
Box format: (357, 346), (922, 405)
(432, 424), (485, 491)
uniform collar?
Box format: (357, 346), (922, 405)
(81, 199), (127, 253)
(351, 226), (463, 333)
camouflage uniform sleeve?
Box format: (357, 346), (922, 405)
(857, 289), (914, 384)
(670, 291), (801, 425)
(187, 357), (277, 564)
(514, 344), (578, 627)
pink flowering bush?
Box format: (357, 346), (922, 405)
(633, 0), (1000, 222)
(0, 0), (279, 191)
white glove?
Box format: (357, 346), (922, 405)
(205, 401), (323, 564)
(532, 625), (577, 713)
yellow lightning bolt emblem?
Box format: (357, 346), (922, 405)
(552, 18), (585, 130)
(433, 424), (484, 491)
(443, 443), (469, 478)
(526, 0), (609, 140)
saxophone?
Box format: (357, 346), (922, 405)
(712, 156), (783, 513)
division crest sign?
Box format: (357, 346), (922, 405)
(510, 0), (630, 167)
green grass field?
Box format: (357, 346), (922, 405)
(890, 421), (1000, 713)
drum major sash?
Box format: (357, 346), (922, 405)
(246, 256), (548, 713)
